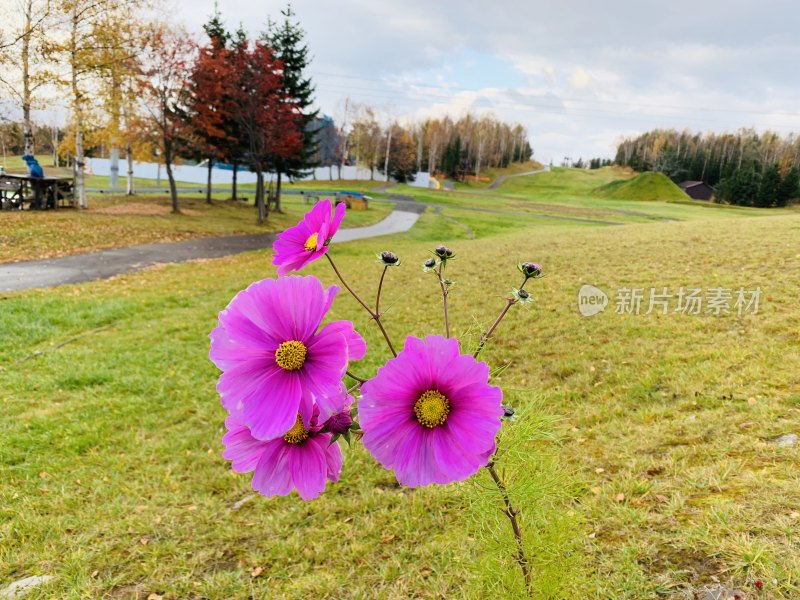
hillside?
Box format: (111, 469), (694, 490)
(594, 171), (687, 201)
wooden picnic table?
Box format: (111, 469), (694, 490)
(0, 173), (75, 210)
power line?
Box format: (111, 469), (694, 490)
(309, 69), (800, 119)
(310, 81), (800, 131)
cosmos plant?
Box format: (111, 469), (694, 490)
(210, 200), (545, 593)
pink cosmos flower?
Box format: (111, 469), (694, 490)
(272, 199), (346, 276)
(359, 335), (503, 487)
(209, 275), (366, 441)
(222, 412), (342, 501)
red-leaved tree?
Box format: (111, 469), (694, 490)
(138, 24), (196, 213)
(229, 40), (302, 223)
(187, 34), (233, 204)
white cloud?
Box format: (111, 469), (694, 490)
(170, 0), (800, 161)
(569, 67), (590, 89)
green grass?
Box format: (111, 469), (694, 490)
(594, 171), (688, 202)
(2, 167), (800, 598)
(458, 161), (543, 189)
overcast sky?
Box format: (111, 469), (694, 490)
(174, 0), (800, 163)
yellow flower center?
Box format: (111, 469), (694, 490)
(283, 415), (309, 444)
(304, 232), (319, 252)
(414, 390), (451, 428)
(274, 340), (307, 371)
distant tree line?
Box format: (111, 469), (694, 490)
(313, 107), (533, 184)
(615, 128), (800, 207)
(588, 158), (613, 169)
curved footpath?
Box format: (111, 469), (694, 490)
(0, 204), (424, 293)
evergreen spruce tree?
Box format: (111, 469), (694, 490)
(757, 163), (780, 208)
(776, 166), (799, 207)
(263, 4), (318, 212)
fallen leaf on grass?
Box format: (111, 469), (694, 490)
(147, 594), (163, 600)
(380, 535), (397, 544)
(595, 467), (605, 474)
(91, 570), (99, 578)
(615, 493), (626, 503)
(250, 566), (263, 578)
(139, 537), (150, 546)
(646, 466), (664, 476)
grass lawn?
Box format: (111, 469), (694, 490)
(0, 195), (392, 264)
(457, 160), (544, 189)
(389, 166), (797, 225)
(1, 192), (799, 598)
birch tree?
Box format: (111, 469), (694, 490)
(0, 0), (53, 157)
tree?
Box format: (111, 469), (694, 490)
(230, 39), (301, 223)
(92, 10), (148, 190)
(716, 169), (760, 206)
(188, 14), (234, 203)
(263, 4), (317, 211)
(756, 163), (780, 208)
(776, 166), (799, 207)
(49, 0), (145, 208)
(310, 115), (340, 180)
(139, 24), (196, 213)
(380, 124), (417, 183)
(350, 105), (382, 179)
(0, 0), (53, 157)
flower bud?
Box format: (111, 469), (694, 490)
(519, 262), (543, 278)
(324, 410), (353, 435)
(434, 245), (453, 259)
(378, 251), (400, 266)
(424, 258), (436, 268)
(512, 287), (533, 304)
(502, 404), (515, 418)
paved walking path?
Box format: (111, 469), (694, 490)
(487, 166), (550, 189)
(0, 206), (423, 292)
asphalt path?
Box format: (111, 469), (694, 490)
(0, 206), (423, 292)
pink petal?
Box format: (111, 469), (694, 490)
(329, 201), (346, 237)
(320, 435), (343, 481)
(317, 320), (367, 361)
(241, 370), (303, 441)
(361, 415), (417, 468)
(431, 426), (484, 482)
(392, 426), (445, 487)
(252, 440), (294, 497)
(290, 439), (328, 500)
(221, 416), (268, 473)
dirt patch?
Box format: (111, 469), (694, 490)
(91, 203), (201, 217)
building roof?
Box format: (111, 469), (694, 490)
(678, 180), (712, 190)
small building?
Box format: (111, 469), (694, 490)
(679, 181), (714, 201)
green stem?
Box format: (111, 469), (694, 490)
(486, 460), (533, 594)
(436, 262), (450, 337)
(326, 253), (397, 357)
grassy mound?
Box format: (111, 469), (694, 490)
(594, 171), (687, 201)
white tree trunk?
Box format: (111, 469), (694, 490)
(21, 0), (35, 157)
(383, 127), (392, 181)
(126, 145), (134, 195)
(109, 146), (120, 188)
